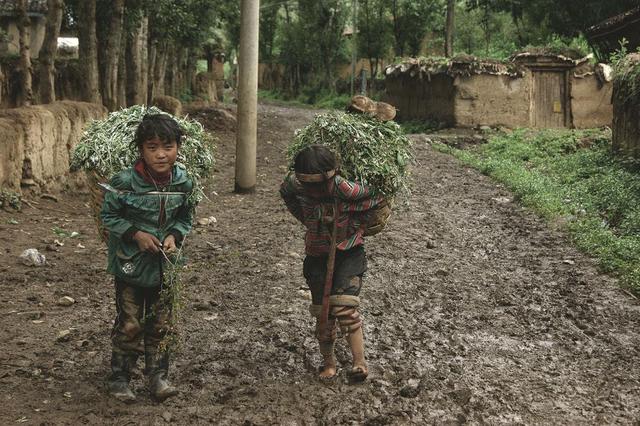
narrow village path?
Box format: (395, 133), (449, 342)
(0, 103), (638, 424)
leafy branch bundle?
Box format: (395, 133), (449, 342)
(287, 111), (413, 197)
(70, 105), (215, 206)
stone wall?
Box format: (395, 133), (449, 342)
(0, 101), (107, 192)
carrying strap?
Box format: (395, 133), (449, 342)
(295, 169), (336, 183)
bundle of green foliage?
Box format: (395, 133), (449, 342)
(70, 105), (215, 206)
(287, 111), (413, 197)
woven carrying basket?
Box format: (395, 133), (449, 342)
(87, 171), (109, 244)
(363, 198), (393, 236)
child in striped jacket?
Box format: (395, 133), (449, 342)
(280, 145), (384, 382)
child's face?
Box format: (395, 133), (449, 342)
(140, 136), (178, 175)
(301, 181), (332, 199)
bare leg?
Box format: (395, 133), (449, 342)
(316, 317), (338, 379)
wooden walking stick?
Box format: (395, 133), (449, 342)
(318, 199), (339, 342)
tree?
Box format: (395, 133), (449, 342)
(466, 0), (638, 46)
(39, 0), (64, 104)
(300, 0), (347, 88)
(17, 0), (34, 106)
(357, 0), (392, 78)
(99, 0), (125, 110)
(389, 0), (445, 57)
(445, 0), (455, 57)
(76, 0), (101, 103)
(259, 0), (281, 61)
(124, 1), (148, 105)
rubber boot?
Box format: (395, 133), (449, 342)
(146, 351), (178, 402)
(345, 327), (368, 383)
(108, 352), (137, 403)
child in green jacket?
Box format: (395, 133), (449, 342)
(101, 114), (193, 403)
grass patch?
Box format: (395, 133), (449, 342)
(400, 119), (443, 134)
(433, 128), (640, 292)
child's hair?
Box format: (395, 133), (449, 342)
(134, 114), (183, 149)
(294, 145), (337, 175)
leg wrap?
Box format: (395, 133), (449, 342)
(332, 306), (363, 336)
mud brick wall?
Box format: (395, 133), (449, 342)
(611, 54), (640, 158)
(0, 101), (107, 192)
(612, 95), (640, 158)
(571, 74), (613, 129)
(384, 66), (613, 129)
(383, 73), (456, 125)
(453, 73), (530, 128)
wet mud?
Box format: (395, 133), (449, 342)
(0, 104), (638, 425)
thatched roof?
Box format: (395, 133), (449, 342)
(386, 51), (599, 80)
(0, 0), (47, 16)
(512, 51), (593, 68)
(586, 7), (640, 59)
(385, 55), (524, 79)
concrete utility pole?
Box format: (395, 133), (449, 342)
(235, 0), (260, 193)
(350, 0), (358, 96)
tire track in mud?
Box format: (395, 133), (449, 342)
(0, 104), (638, 424)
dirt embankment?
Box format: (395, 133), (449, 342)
(0, 101), (107, 192)
(0, 104), (638, 425)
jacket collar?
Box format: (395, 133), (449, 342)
(130, 163), (188, 193)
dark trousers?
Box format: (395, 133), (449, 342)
(303, 245), (367, 305)
(111, 278), (172, 357)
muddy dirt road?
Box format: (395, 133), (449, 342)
(1, 103), (639, 425)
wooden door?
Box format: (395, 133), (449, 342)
(531, 70), (568, 128)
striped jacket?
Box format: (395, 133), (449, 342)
(280, 173), (384, 256)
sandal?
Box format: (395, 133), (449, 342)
(317, 364), (338, 381)
(347, 366), (368, 384)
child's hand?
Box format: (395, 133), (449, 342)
(133, 231), (162, 253)
(163, 235), (177, 254)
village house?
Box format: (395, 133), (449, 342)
(586, 6), (640, 158)
(0, 0), (47, 58)
(383, 52), (613, 129)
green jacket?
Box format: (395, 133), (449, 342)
(101, 164), (194, 287)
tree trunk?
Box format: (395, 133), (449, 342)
(101, 0), (125, 110)
(77, 0), (101, 104)
(186, 53), (196, 97)
(445, 0), (455, 58)
(147, 40), (156, 103)
(117, 31), (127, 108)
(126, 16), (149, 105)
(391, 0), (403, 57)
(139, 17), (149, 105)
(151, 41), (169, 99)
(17, 0), (33, 106)
(38, 0), (63, 104)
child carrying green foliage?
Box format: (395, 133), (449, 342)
(280, 145), (385, 382)
(281, 102), (411, 382)
(101, 114), (194, 403)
